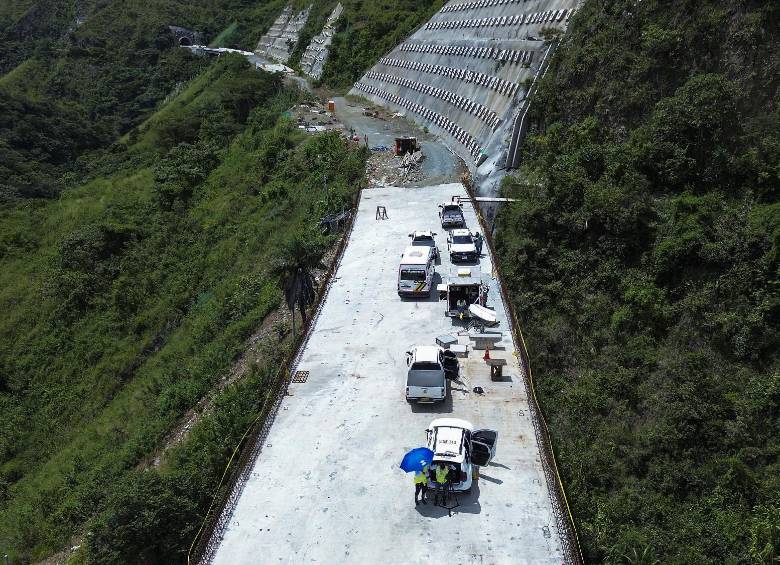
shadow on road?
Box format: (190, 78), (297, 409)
(415, 482), (483, 517)
(478, 472), (503, 485)
(410, 387), (454, 414)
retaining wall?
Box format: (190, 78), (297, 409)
(349, 0), (579, 179)
(255, 4), (312, 63)
(300, 3), (343, 80)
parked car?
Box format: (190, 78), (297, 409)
(405, 346), (458, 403)
(409, 230), (439, 259)
(425, 418), (498, 492)
(398, 246), (436, 298)
(447, 229), (478, 263)
(438, 203), (465, 229)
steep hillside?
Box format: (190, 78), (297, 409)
(495, 0), (779, 562)
(320, 0), (445, 88)
(0, 0), (287, 202)
(0, 53), (367, 563)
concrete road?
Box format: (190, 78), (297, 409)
(335, 97), (462, 186)
(211, 184), (564, 564)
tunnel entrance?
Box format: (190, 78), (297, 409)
(179, 36), (192, 46)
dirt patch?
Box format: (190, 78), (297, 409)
(289, 98), (346, 135)
(366, 149), (426, 187)
(35, 537), (83, 565)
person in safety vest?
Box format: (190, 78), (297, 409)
(474, 232), (484, 256)
(456, 298), (467, 320)
(433, 462), (452, 505)
(414, 463), (429, 505)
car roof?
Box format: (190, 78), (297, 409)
(413, 345), (441, 363)
(411, 230), (435, 238)
(430, 426), (466, 462)
(430, 417), (474, 431)
(400, 246), (431, 265)
(451, 228), (471, 236)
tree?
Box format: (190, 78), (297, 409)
(272, 231), (326, 340)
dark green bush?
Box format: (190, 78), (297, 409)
(496, 0), (779, 561)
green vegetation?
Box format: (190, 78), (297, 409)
(320, 0), (445, 89)
(496, 0), (779, 562)
(252, 0), (444, 87)
(0, 0), (288, 202)
(0, 50), (366, 561)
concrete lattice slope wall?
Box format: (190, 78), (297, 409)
(255, 4), (312, 63)
(349, 0), (578, 170)
(300, 3), (343, 80)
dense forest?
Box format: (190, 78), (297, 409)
(495, 0), (779, 562)
(0, 0), (439, 203)
(0, 0), (376, 561)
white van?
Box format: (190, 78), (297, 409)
(397, 246), (435, 298)
(426, 418), (498, 492)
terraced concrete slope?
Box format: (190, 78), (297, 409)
(349, 0), (578, 173)
(255, 3), (311, 63)
(300, 3), (343, 80)
(207, 184), (570, 564)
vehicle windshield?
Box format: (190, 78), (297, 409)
(408, 368), (444, 387)
(400, 269), (426, 282)
(412, 236), (433, 244)
(411, 361), (441, 371)
(443, 206), (461, 213)
(452, 235), (473, 244)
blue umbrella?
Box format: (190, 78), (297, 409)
(400, 447), (434, 473)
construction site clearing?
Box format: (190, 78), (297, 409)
(290, 99), (345, 134)
(209, 183), (564, 564)
(366, 147), (426, 188)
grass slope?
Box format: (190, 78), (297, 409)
(0, 55), (367, 562)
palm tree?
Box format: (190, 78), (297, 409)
(273, 233), (325, 341)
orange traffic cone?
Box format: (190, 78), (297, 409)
(483, 348), (491, 361)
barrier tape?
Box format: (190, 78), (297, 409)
(468, 184), (584, 565)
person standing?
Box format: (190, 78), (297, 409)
(456, 298), (467, 320)
(474, 232), (484, 256)
(414, 464), (429, 505)
(433, 462), (451, 505)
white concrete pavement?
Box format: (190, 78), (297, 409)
(212, 183), (563, 564)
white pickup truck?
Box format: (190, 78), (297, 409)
(426, 418), (498, 492)
(405, 346), (458, 403)
(447, 229), (478, 263)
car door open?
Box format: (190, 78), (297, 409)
(471, 429), (498, 466)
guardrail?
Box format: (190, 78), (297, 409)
(187, 187), (363, 565)
(466, 178), (584, 565)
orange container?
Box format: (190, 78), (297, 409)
(327, 100), (336, 112)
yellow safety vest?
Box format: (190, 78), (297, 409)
(435, 465), (449, 484)
(414, 471), (427, 485)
